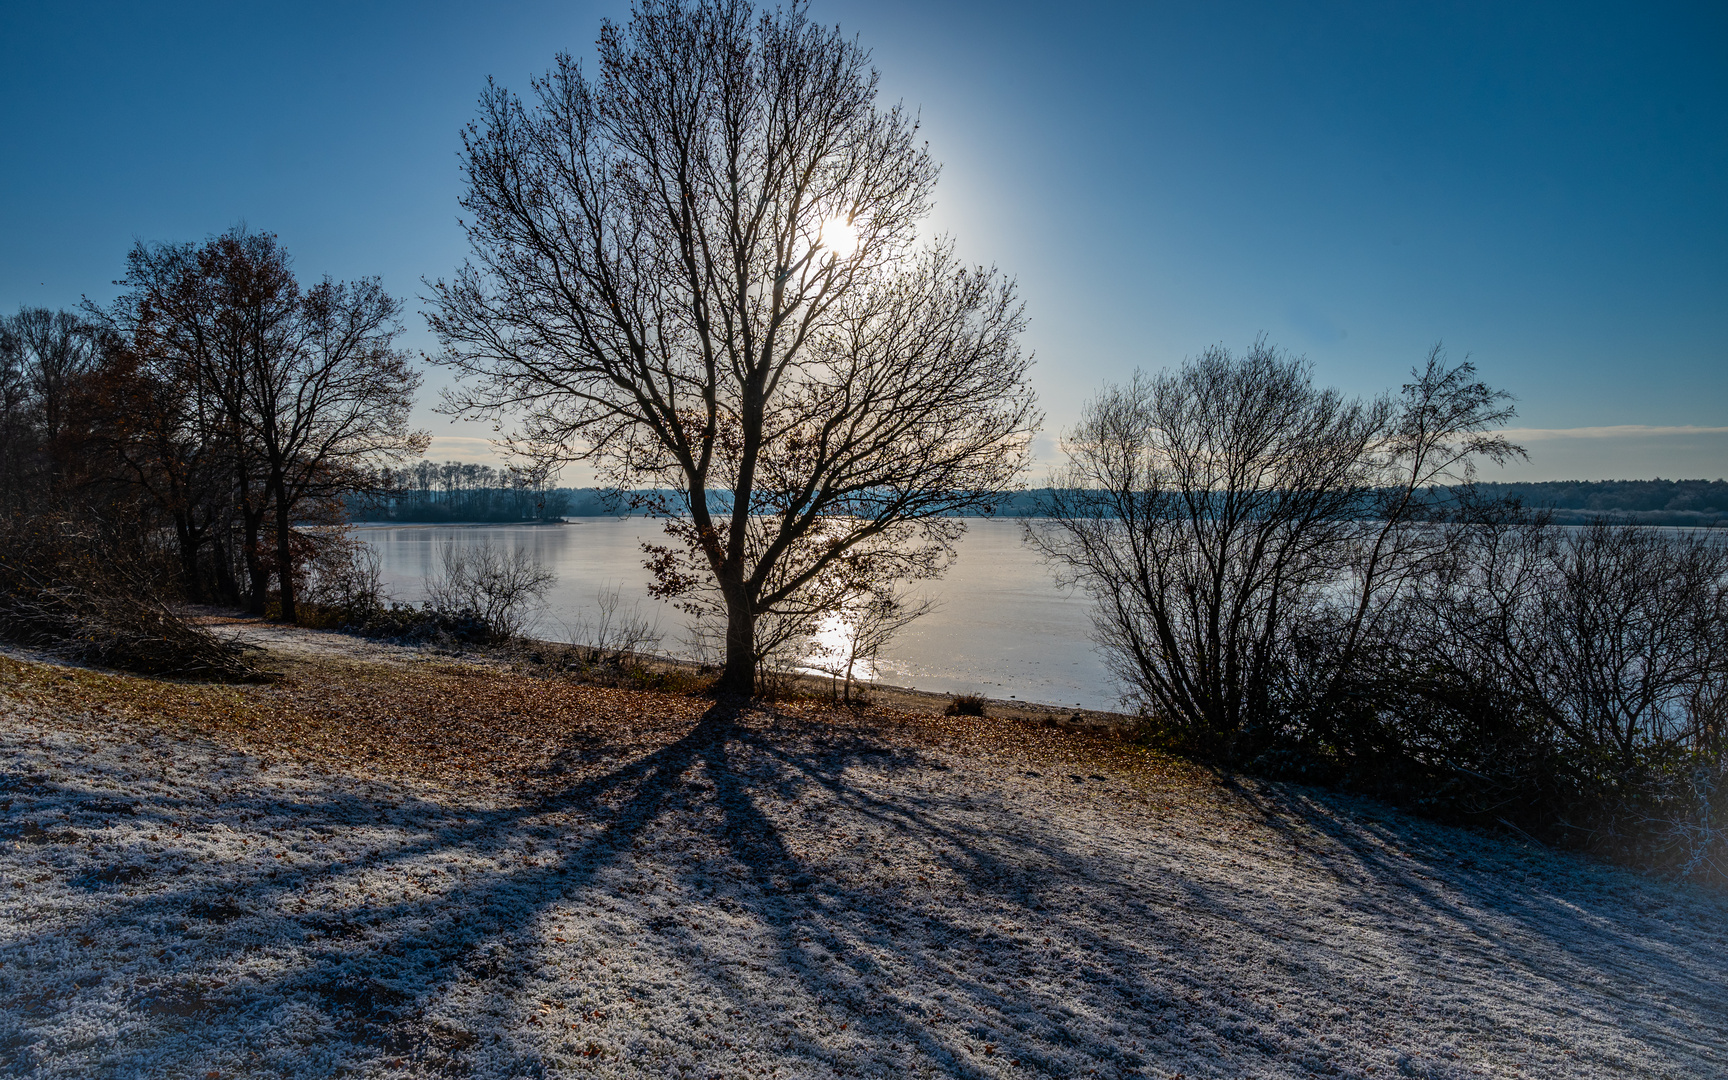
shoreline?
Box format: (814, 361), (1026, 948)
(196, 608), (1144, 736)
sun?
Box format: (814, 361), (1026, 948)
(819, 216), (859, 260)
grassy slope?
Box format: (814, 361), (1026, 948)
(1, 640), (1724, 1079)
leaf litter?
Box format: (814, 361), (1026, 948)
(0, 627), (1724, 1078)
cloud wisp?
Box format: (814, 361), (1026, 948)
(1500, 425), (1728, 441)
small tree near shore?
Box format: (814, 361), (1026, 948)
(428, 0), (1038, 696)
(1027, 340), (1520, 759)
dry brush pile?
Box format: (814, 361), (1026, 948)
(0, 516), (256, 682)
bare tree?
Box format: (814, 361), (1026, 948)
(0, 326), (26, 499)
(428, 0), (1038, 695)
(97, 230), (427, 621)
(1028, 341), (1386, 756)
(0, 308), (100, 501)
(95, 233), (297, 609)
(80, 299), (237, 600)
(247, 269), (427, 623)
(2, 308), (99, 448)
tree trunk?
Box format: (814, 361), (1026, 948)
(212, 531), (240, 606)
(236, 459), (269, 614)
(273, 485), (297, 624)
(241, 508), (269, 615)
(716, 587), (756, 697)
(173, 513), (204, 602)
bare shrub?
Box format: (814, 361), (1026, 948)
(1638, 758), (1728, 881)
(423, 541), (556, 641)
(1032, 342), (1520, 762)
(806, 585), (936, 703)
(1028, 341), (1390, 756)
(297, 530), (388, 626)
(565, 586), (664, 665)
(1368, 512), (1728, 876)
(945, 694), (987, 718)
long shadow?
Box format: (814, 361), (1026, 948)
(1209, 777), (1728, 1066)
(4, 701), (1727, 1079)
(2, 704), (736, 1071)
(5, 701), (1183, 1075)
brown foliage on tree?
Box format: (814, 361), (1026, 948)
(95, 229), (427, 621)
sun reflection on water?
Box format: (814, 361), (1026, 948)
(799, 610), (877, 682)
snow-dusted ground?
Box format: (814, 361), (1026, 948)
(1, 637), (1725, 1079)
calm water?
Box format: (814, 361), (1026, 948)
(354, 518), (1118, 710)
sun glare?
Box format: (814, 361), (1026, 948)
(819, 216), (859, 260)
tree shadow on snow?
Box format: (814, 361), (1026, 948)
(5, 704), (1727, 1079)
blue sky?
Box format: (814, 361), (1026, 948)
(2, 1), (1723, 480)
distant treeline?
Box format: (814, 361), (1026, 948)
(1464, 479), (1727, 525)
(350, 463), (623, 522)
(992, 480), (1728, 525)
(353, 477), (1728, 524)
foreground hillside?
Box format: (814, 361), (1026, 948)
(1, 628), (1724, 1079)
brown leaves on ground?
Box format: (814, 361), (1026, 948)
(0, 647), (1203, 801)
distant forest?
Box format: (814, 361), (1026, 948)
(350, 462), (617, 523)
(1463, 479), (1728, 524)
(352, 471), (1727, 526)
(1002, 480), (1728, 524)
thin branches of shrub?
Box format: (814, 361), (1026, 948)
(295, 530), (389, 627)
(1342, 510), (1728, 876)
(423, 541), (556, 641)
(1032, 339), (1728, 880)
(1028, 340), (1519, 759)
(565, 586), (664, 666)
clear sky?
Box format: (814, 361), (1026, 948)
(2, 1), (1723, 481)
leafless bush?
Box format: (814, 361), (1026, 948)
(1030, 342), (1519, 760)
(1370, 512), (1728, 876)
(298, 530), (388, 624)
(565, 586), (664, 665)
(806, 585), (936, 702)
(945, 694), (988, 717)
(1476, 518), (1724, 763)
(1637, 759), (1728, 881)
(1029, 341), (1391, 755)
(423, 541), (556, 641)
(1036, 338), (1725, 878)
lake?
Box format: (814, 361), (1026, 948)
(354, 518), (1119, 711)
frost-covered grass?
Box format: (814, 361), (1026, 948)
(1, 633), (1724, 1079)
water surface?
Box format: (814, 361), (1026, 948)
(356, 519), (1118, 710)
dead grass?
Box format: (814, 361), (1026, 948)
(2, 637), (1725, 1079)
(0, 648), (1197, 804)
